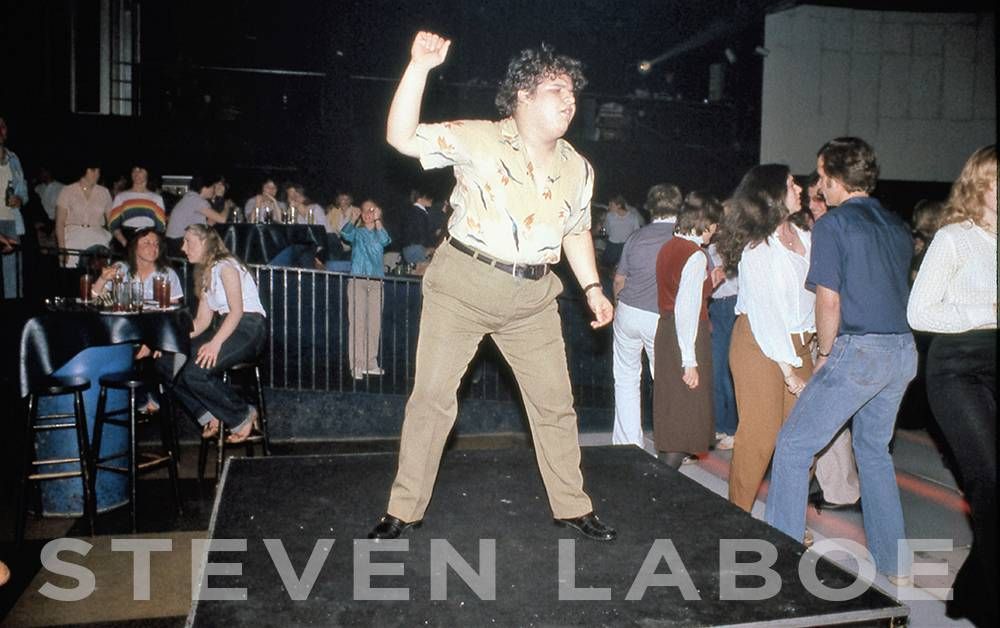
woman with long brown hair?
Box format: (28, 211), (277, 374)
(908, 144), (996, 626)
(175, 224), (267, 443)
(716, 164), (814, 513)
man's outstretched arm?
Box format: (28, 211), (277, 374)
(386, 31), (451, 157)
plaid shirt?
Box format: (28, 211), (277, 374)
(415, 118), (593, 265)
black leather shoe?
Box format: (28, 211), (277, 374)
(367, 514), (422, 540)
(809, 490), (861, 513)
(554, 512), (617, 542)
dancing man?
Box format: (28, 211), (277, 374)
(368, 32), (616, 541)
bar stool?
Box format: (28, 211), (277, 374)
(18, 376), (95, 544)
(198, 360), (271, 487)
(92, 370), (182, 532)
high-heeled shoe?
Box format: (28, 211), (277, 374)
(226, 407), (259, 444)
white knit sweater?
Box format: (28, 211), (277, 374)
(908, 220), (997, 333)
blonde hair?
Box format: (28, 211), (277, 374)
(941, 144), (997, 229)
(184, 223), (247, 294)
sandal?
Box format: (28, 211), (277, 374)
(226, 408), (259, 444)
(202, 417), (220, 440)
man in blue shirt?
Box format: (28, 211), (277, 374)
(765, 137), (917, 584)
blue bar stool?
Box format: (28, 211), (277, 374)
(92, 370), (183, 532)
(18, 376), (96, 544)
(197, 360), (271, 489)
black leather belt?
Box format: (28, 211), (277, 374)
(448, 238), (550, 280)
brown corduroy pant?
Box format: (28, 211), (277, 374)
(728, 314), (814, 512)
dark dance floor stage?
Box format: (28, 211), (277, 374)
(188, 447), (906, 627)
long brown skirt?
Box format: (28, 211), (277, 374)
(652, 314), (714, 453)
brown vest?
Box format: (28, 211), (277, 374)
(655, 237), (711, 320)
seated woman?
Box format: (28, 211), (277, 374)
(284, 183), (324, 224)
(92, 227), (183, 303)
(174, 223), (267, 443)
(91, 228), (184, 411)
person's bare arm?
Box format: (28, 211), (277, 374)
(190, 292), (213, 338)
(563, 231), (613, 328)
(813, 285), (841, 371)
(386, 32), (451, 157)
(194, 265), (245, 369)
(612, 273), (626, 300)
(198, 205), (229, 225)
(55, 203), (68, 263)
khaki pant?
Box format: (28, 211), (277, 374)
(815, 427), (860, 505)
(728, 315), (813, 511)
(347, 277), (384, 377)
(386, 243), (593, 521)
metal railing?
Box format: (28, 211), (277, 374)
(29, 247), (615, 409)
(246, 264), (614, 409)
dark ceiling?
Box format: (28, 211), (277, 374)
(168, 0), (991, 94)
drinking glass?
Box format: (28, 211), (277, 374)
(79, 274), (93, 303)
(131, 279), (144, 311)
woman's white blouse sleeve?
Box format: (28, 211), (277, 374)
(908, 227), (998, 332)
(675, 250), (707, 367)
(739, 244), (802, 367)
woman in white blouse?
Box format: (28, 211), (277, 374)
(716, 164), (814, 513)
(907, 144), (996, 626)
(175, 224), (267, 443)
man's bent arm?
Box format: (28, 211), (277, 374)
(386, 32), (451, 157)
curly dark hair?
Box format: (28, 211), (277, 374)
(126, 227), (170, 273)
(818, 137), (879, 194)
(495, 43), (587, 117)
(716, 164), (793, 273)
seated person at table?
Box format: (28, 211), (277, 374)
(324, 191), (358, 268)
(92, 227), (183, 304)
(108, 164), (167, 249)
(92, 227), (184, 411)
(174, 223), (267, 443)
(243, 177), (285, 223)
(165, 175), (229, 256)
(284, 182), (324, 224)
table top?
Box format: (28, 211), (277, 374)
(215, 222), (327, 265)
(19, 302), (194, 397)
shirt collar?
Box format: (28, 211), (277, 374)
(498, 117), (571, 162)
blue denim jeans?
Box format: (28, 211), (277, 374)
(172, 313), (267, 430)
(708, 295), (738, 435)
(766, 333), (917, 576)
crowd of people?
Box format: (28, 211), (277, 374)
(610, 140), (995, 625)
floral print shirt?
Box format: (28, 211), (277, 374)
(415, 117), (593, 265)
